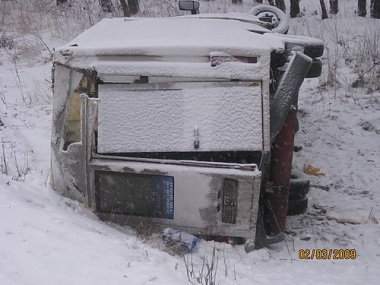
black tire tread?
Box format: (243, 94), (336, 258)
(306, 58), (322, 78)
(287, 197), (308, 216)
(289, 170), (310, 200)
(304, 44), (324, 58)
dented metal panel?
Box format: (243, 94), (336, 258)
(50, 69), (266, 244)
(90, 158), (261, 239)
(50, 64), (267, 246)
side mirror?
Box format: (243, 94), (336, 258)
(179, 1), (200, 15)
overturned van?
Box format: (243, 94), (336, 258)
(51, 6), (323, 249)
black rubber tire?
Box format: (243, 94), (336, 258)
(289, 170), (310, 200)
(248, 5), (289, 34)
(304, 44), (324, 58)
(306, 58), (322, 78)
(287, 197), (308, 216)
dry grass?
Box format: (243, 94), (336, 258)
(289, 3), (380, 95)
(0, 0), (377, 106)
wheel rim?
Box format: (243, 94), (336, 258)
(256, 11), (280, 27)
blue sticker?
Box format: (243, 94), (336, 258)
(152, 176), (174, 219)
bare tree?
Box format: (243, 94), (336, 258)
(320, 0), (329, 19)
(99, 0), (113, 12)
(329, 0), (338, 14)
(264, 0), (285, 12)
(57, 0), (68, 5)
(119, 0), (130, 17)
(372, 0), (380, 18)
(275, 0), (286, 12)
(290, 0), (300, 18)
(358, 0), (367, 16)
(116, 0), (140, 17)
(128, 0), (139, 15)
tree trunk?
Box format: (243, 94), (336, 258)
(57, 0), (68, 5)
(276, 0), (286, 12)
(290, 0), (300, 18)
(358, 0), (367, 16)
(99, 0), (113, 12)
(320, 0), (329, 19)
(329, 0), (338, 14)
(119, 0), (130, 17)
(128, 0), (139, 15)
(372, 0), (380, 18)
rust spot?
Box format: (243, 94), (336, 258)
(140, 168), (167, 176)
(122, 166), (136, 173)
(198, 176), (221, 223)
(199, 206), (217, 223)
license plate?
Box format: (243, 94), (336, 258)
(222, 179), (238, 224)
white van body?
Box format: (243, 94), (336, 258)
(51, 13), (321, 245)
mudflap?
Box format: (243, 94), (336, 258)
(270, 51), (312, 140)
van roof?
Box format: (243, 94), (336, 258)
(55, 14), (285, 58)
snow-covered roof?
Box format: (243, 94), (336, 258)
(55, 15), (285, 58)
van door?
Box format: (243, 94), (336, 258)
(84, 81), (265, 241)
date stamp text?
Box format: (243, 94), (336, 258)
(298, 249), (356, 260)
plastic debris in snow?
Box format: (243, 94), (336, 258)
(326, 210), (375, 225)
(303, 164), (325, 176)
(162, 228), (199, 252)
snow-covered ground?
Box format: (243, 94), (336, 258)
(1, 0), (379, 284)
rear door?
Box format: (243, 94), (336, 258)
(88, 81), (265, 239)
(97, 82), (263, 154)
